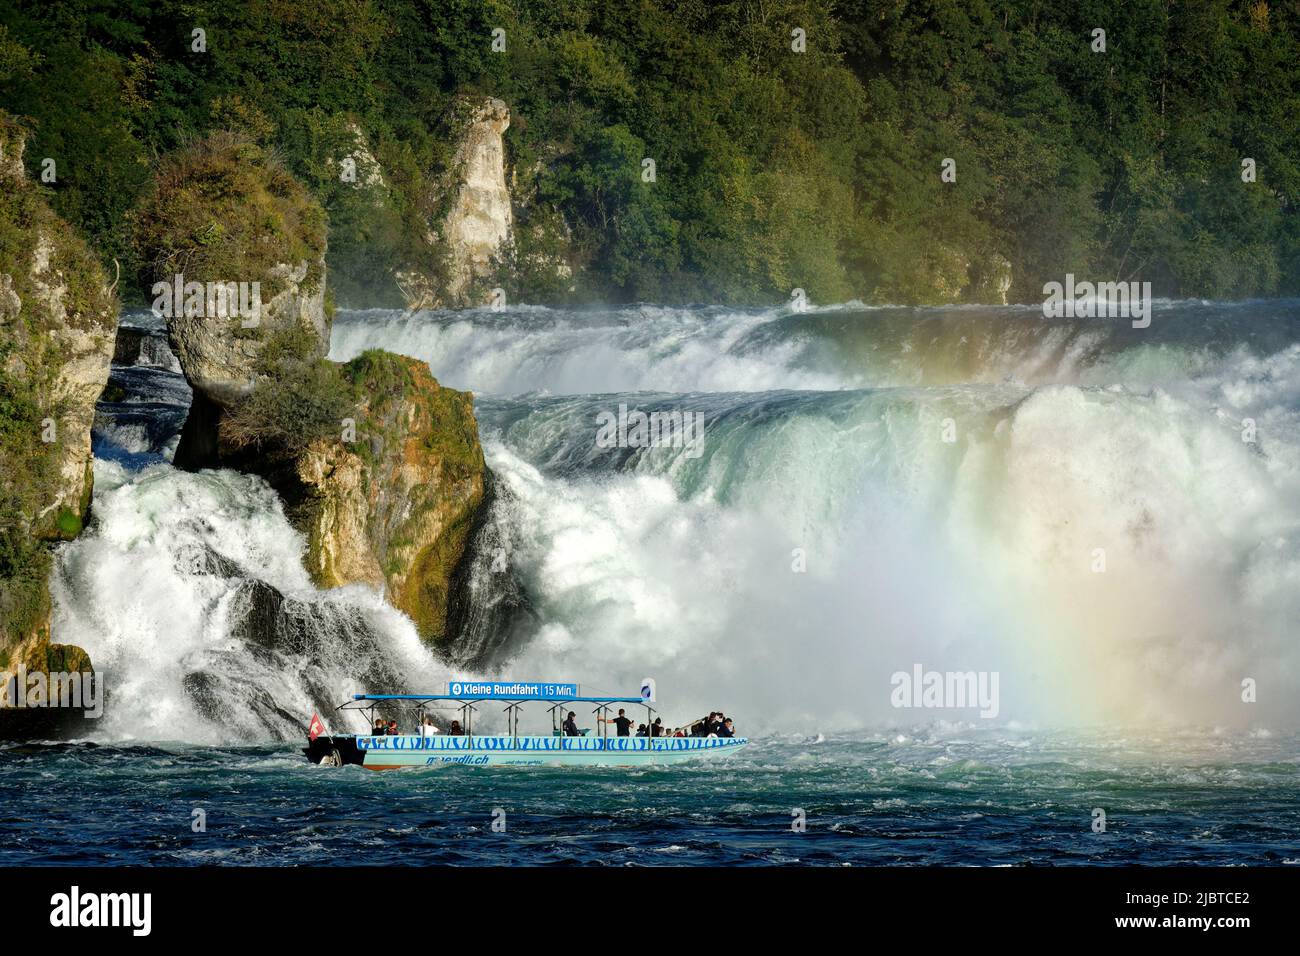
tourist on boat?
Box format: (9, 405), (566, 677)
(372, 718), (386, 736)
(449, 719), (463, 735)
(387, 719), (399, 735)
(695, 712), (720, 736)
(651, 717), (664, 737)
(635, 723), (648, 737)
(563, 711), (580, 736)
(599, 708), (634, 736)
(716, 717), (735, 738)
(419, 715), (440, 738)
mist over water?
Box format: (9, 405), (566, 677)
(330, 300), (1300, 393)
(333, 301), (1300, 731)
(63, 300), (1300, 741)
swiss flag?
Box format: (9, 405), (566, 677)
(308, 712), (326, 741)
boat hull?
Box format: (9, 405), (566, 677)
(304, 734), (747, 769)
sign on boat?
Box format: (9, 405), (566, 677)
(303, 679), (747, 769)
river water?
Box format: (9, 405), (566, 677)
(5, 299), (1298, 865)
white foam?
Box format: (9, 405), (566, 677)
(50, 464), (456, 743)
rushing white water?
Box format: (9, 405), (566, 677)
(64, 300), (1300, 740)
(334, 303), (1300, 730)
(51, 462), (458, 742)
(331, 305), (848, 394)
(330, 300), (1300, 394)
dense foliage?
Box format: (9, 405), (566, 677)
(1, 1), (1297, 305)
(218, 329), (354, 456)
(130, 131), (328, 299)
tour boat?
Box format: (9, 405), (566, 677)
(303, 680), (748, 769)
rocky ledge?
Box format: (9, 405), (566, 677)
(0, 111), (114, 733)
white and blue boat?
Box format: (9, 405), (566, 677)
(304, 680), (748, 769)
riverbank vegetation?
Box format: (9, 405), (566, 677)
(1, 1), (1296, 305)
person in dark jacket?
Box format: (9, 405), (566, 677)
(650, 717), (664, 737)
(716, 717), (735, 738)
(563, 711), (580, 736)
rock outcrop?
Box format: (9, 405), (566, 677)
(970, 253), (1013, 305)
(210, 350), (487, 645)
(168, 257), (329, 408)
(916, 246), (1014, 305)
(0, 112), (114, 718)
(132, 139), (490, 645)
(443, 98), (514, 304)
(277, 352), (486, 643)
(399, 97), (514, 309)
(130, 132), (330, 467)
(326, 121), (388, 198)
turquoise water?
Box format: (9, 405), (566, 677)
(5, 731), (1298, 865)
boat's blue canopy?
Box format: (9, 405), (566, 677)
(351, 693), (647, 704)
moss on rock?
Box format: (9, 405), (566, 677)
(339, 351), (486, 642)
(218, 348), (487, 646)
(131, 132), (331, 416)
(131, 131), (327, 301)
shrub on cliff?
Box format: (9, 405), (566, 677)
(130, 132), (328, 301)
(218, 329), (352, 457)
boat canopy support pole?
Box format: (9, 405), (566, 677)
(502, 702), (525, 741)
(460, 701), (478, 738)
(592, 703), (610, 739)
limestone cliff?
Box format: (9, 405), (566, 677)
(398, 98), (514, 309)
(0, 112), (114, 700)
(443, 98), (513, 304)
(326, 121), (388, 199)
